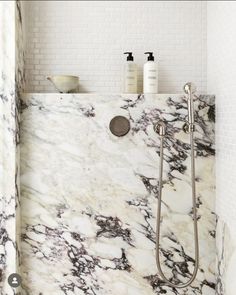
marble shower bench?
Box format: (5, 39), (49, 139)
(19, 93), (216, 295)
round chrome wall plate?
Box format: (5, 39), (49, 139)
(109, 116), (130, 137)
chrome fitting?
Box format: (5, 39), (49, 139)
(183, 122), (195, 133)
(154, 121), (166, 136)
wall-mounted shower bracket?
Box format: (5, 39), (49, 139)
(153, 121), (166, 136)
(183, 122), (195, 133)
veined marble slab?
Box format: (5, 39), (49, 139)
(216, 219), (236, 295)
(20, 93), (216, 295)
(0, 1), (22, 294)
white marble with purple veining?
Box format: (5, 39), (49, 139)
(20, 93), (216, 295)
(0, 1), (22, 294)
(0, 1), (218, 294)
(216, 219), (236, 295)
(16, 0), (26, 96)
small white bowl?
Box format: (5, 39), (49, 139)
(47, 75), (79, 93)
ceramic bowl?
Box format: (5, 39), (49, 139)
(47, 75), (79, 93)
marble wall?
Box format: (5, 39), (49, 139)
(15, 1), (25, 295)
(16, 0), (25, 95)
(0, 1), (22, 294)
(216, 220), (236, 295)
(20, 93), (215, 295)
(0, 1), (219, 294)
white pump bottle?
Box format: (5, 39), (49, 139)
(143, 52), (158, 94)
(123, 52), (137, 93)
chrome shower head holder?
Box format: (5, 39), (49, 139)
(153, 121), (166, 136)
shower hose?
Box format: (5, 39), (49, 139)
(154, 85), (199, 288)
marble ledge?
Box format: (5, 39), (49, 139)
(20, 92), (215, 105)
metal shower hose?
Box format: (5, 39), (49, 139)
(154, 83), (199, 288)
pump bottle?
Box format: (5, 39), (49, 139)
(143, 52), (158, 94)
(123, 52), (137, 93)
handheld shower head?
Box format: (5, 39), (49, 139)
(183, 82), (196, 127)
(183, 82), (196, 95)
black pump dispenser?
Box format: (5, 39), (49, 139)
(145, 52), (154, 61)
(124, 52), (134, 61)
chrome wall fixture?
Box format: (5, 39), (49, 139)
(154, 82), (199, 288)
(109, 116), (130, 137)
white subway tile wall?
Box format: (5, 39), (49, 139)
(23, 1), (207, 93)
(208, 2), (236, 243)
